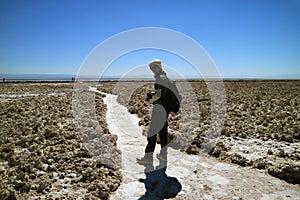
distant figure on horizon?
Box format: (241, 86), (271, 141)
(137, 59), (174, 164)
(2, 78), (5, 82)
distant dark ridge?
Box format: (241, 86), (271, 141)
(0, 74), (73, 82)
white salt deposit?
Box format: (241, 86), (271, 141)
(207, 175), (230, 186)
(0, 92), (65, 102)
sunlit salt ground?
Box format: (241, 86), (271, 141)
(0, 93), (65, 102)
(88, 87), (300, 200)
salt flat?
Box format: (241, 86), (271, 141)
(1, 81), (299, 199)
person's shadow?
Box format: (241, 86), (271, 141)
(137, 153), (182, 200)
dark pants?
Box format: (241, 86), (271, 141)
(145, 104), (169, 153)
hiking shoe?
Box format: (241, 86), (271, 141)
(136, 157), (152, 165)
(156, 154), (167, 162)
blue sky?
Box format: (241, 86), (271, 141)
(0, 0), (300, 78)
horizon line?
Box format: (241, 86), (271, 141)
(1, 72), (300, 80)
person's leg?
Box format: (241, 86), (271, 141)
(158, 113), (169, 148)
(145, 108), (158, 153)
(157, 112), (169, 161)
(138, 105), (168, 165)
(145, 135), (156, 153)
(145, 104), (167, 153)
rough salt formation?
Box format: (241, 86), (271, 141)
(112, 80), (300, 184)
(74, 83), (121, 170)
(0, 82), (121, 199)
(210, 81), (300, 184)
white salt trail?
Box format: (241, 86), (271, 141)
(89, 87), (149, 198)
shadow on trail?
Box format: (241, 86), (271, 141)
(137, 153), (182, 200)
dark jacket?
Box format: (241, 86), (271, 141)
(153, 74), (172, 110)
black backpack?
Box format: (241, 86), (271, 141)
(166, 80), (182, 113)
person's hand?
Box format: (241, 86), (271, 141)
(146, 92), (154, 101)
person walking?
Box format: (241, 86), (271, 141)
(137, 59), (172, 164)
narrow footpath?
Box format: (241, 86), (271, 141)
(90, 88), (300, 200)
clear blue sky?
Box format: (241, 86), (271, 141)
(0, 0), (300, 78)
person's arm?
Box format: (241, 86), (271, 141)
(149, 89), (161, 103)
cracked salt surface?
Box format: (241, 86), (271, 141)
(88, 87), (300, 200)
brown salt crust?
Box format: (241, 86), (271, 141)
(112, 80), (300, 184)
(0, 82), (122, 199)
(73, 82), (122, 170)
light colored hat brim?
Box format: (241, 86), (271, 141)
(149, 59), (162, 69)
